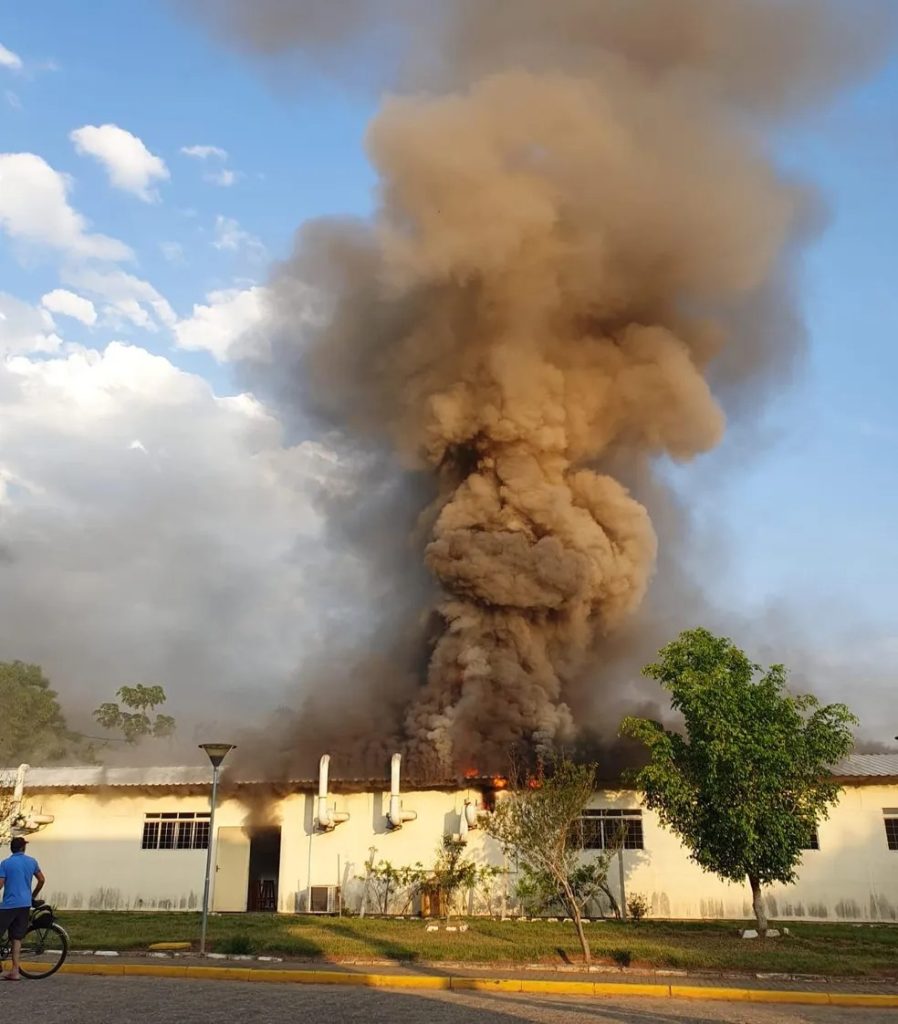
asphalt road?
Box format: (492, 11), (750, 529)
(1, 976), (894, 1024)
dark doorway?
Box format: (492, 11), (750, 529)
(246, 828), (281, 912)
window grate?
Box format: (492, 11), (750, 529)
(141, 812), (211, 850)
(576, 810), (644, 850)
(885, 817), (898, 851)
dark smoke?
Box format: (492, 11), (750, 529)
(183, 1), (895, 777)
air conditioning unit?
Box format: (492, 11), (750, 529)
(303, 885), (341, 914)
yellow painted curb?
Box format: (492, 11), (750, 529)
(48, 962), (898, 1007)
(594, 982), (670, 999)
(829, 993), (898, 1008)
(671, 985), (752, 1002)
(148, 942), (192, 951)
(520, 979), (595, 995)
(123, 964), (188, 979)
(451, 977), (522, 993)
(748, 989), (830, 1005)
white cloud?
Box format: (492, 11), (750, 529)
(160, 241), (185, 265)
(0, 43), (22, 72)
(5, 90), (21, 110)
(204, 168), (240, 187)
(62, 267), (176, 332)
(70, 124), (169, 203)
(0, 292), (61, 355)
(41, 288), (97, 327)
(181, 144), (227, 160)
(0, 340), (333, 723)
(0, 153), (132, 261)
(212, 215), (267, 261)
(174, 286), (268, 362)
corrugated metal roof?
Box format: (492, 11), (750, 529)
(18, 766), (216, 788)
(7, 754), (898, 790)
(832, 754), (898, 778)
(5, 766), (471, 790)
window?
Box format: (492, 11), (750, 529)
(884, 810), (898, 851)
(802, 827), (820, 850)
(141, 812), (210, 850)
(577, 809), (644, 850)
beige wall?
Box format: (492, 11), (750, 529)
(17, 782), (898, 921)
(23, 792), (250, 911)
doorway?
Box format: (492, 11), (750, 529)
(212, 827), (250, 912)
(246, 828), (281, 912)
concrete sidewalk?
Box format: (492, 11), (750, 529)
(50, 955), (898, 1008)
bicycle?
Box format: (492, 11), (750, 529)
(0, 901), (68, 979)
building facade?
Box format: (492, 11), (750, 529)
(4, 754), (897, 922)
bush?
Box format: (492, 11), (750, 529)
(611, 948), (632, 967)
(218, 933), (254, 955)
(627, 893), (650, 923)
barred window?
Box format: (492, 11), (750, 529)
(141, 812), (211, 850)
(577, 809), (644, 850)
(884, 811), (898, 851)
(802, 827), (820, 851)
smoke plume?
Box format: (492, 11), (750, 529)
(184, 1), (895, 776)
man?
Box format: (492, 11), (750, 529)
(0, 837), (45, 981)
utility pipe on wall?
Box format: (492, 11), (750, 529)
(316, 755), (349, 831)
(386, 753), (417, 829)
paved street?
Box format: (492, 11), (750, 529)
(1, 976), (894, 1023)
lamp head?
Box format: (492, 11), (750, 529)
(199, 743), (235, 769)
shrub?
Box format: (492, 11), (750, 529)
(219, 933), (254, 955)
(627, 892), (650, 923)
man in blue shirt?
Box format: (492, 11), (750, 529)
(0, 837), (45, 981)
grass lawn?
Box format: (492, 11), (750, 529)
(57, 912), (898, 977)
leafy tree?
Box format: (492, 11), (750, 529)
(515, 856), (621, 920)
(428, 835), (500, 920)
(621, 628), (857, 934)
(0, 660), (84, 763)
(93, 684), (176, 744)
(358, 859), (427, 915)
(484, 758), (603, 963)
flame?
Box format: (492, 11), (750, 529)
(490, 776), (508, 790)
(463, 767), (478, 780)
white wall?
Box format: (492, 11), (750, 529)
(18, 781), (898, 921)
(24, 791), (250, 911)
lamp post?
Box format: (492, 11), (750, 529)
(198, 743), (234, 955)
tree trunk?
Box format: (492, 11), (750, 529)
(561, 881), (591, 964)
(749, 874), (768, 935)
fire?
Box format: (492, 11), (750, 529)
(490, 776), (508, 791)
(463, 767), (478, 780)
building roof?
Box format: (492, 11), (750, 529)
(6, 753), (898, 791)
(17, 766), (215, 788)
(832, 754), (898, 779)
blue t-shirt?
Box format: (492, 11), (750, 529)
(0, 852), (41, 908)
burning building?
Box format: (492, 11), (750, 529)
(5, 753), (898, 923)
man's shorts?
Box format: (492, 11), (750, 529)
(0, 906), (30, 941)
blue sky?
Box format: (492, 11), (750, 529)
(1, 3), (896, 733)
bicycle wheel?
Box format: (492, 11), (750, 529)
(18, 923), (68, 979)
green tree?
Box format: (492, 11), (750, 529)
(621, 628), (857, 934)
(484, 758), (602, 963)
(429, 835), (500, 920)
(0, 660), (83, 763)
(93, 684), (176, 744)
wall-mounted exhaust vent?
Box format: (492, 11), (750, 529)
(463, 799), (482, 830)
(386, 753), (417, 830)
(315, 755), (350, 831)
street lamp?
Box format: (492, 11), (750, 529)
(198, 743), (235, 955)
